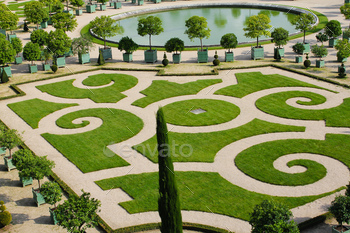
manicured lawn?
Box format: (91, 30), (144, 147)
(133, 119), (304, 163)
(95, 171), (341, 220)
(132, 79), (222, 108)
(37, 73), (138, 103)
(214, 72), (333, 98)
(42, 108), (143, 173)
(235, 134), (350, 186)
(7, 0), (35, 17)
(7, 98), (78, 129)
(255, 91), (350, 127)
(162, 99), (240, 126)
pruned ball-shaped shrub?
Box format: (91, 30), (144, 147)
(0, 211), (12, 228)
(162, 53), (169, 67)
(213, 59), (220, 66)
(304, 59), (311, 68)
(51, 64), (58, 73)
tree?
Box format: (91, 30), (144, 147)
(61, 0), (70, 11)
(51, 12), (77, 32)
(11, 37), (22, 56)
(0, 201), (12, 228)
(39, 0), (59, 17)
(249, 200), (299, 233)
(23, 42), (41, 65)
(55, 190), (101, 233)
(30, 29), (49, 47)
(71, 0), (84, 11)
(325, 20), (342, 39)
(315, 32), (328, 45)
(24, 1), (48, 29)
(292, 13), (316, 44)
(90, 16), (124, 49)
(137, 16), (164, 51)
(72, 35), (94, 55)
(118, 36), (139, 54)
(40, 181), (62, 208)
(292, 42), (305, 55)
(335, 39), (350, 60)
(329, 195), (350, 230)
(47, 29), (72, 56)
(271, 27), (289, 48)
(243, 13), (271, 48)
(156, 107), (183, 233)
(0, 38), (16, 66)
(311, 45), (328, 60)
(220, 33), (238, 52)
(185, 16), (210, 51)
(0, 10), (19, 33)
(164, 37), (184, 54)
(12, 149), (34, 172)
(0, 128), (21, 156)
(341, 4), (350, 19)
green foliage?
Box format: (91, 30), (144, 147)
(271, 27), (289, 48)
(0, 128), (21, 156)
(12, 149), (35, 171)
(72, 35), (94, 55)
(118, 36), (138, 54)
(39, 0), (60, 15)
(156, 108), (183, 233)
(315, 32), (328, 45)
(0, 38), (15, 65)
(0, 201), (11, 228)
(137, 16), (164, 50)
(71, 0), (84, 9)
(51, 12), (77, 32)
(292, 42), (305, 55)
(90, 16), (123, 49)
(55, 190), (101, 233)
(243, 13), (271, 47)
(30, 29), (48, 47)
(11, 37), (22, 56)
(23, 42), (41, 65)
(24, 1), (48, 28)
(1, 69), (9, 83)
(311, 44), (328, 59)
(52, 1), (64, 13)
(47, 29), (72, 56)
(0, 10), (19, 33)
(249, 200), (299, 233)
(41, 48), (53, 64)
(335, 39), (350, 60)
(162, 53), (168, 67)
(292, 13), (315, 44)
(329, 195), (350, 227)
(164, 37), (184, 54)
(325, 20), (342, 39)
(51, 64), (58, 73)
(40, 181), (62, 207)
(341, 3), (350, 19)
(344, 28), (350, 38)
(274, 48), (282, 61)
(220, 33), (238, 52)
(97, 49), (105, 65)
(339, 63), (347, 78)
(346, 182), (350, 197)
(213, 51), (220, 66)
(304, 59), (311, 68)
(185, 16), (210, 51)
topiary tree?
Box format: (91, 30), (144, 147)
(118, 36), (139, 54)
(23, 42), (41, 65)
(1, 69), (9, 83)
(243, 13), (272, 48)
(336, 39), (350, 61)
(51, 64), (58, 73)
(51, 12), (77, 32)
(304, 53), (311, 68)
(11, 37), (23, 57)
(47, 29), (72, 57)
(40, 181), (62, 208)
(329, 195), (350, 231)
(213, 50), (220, 66)
(0, 38), (16, 66)
(292, 42), (305, 55)
(90, 16), (124, 49)
(316, 32), (328, 45)
(24, 1), (49, 29)
(341, 4), (350, 20)
(325, 20), (342, 40)
(339, 62), (347, 78)
(0, 9), (19, 34)
(249, 200), (299, 233)
(311, 44), (328, 60)
(0, 128), (21, 157)
(0, 201), (12, 228)
(271, 27), (289, 49)
(220, 33), (238, 52)
(185, 16), (210, 51)
(55, 190), (101, 233)
(162, 52), (168, 67)
(164, 37), (184, 54)
(137, 16), (164, 51)
(292, 13), (316, 44)
(30, 29), (49, 48)
(156, 107), (183, 233)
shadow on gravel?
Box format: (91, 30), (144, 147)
(15, 197), (36, 207)
(0, 193), (11, 203)
(0, 178), (20, 187)
(11, 213), (30, 224)
(34, 215), (52, 225)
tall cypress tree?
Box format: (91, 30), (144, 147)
(157, 107), (183, 233)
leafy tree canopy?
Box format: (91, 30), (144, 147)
(335, 39), (350, 59)
(0, 38), (15, 66)
(11, 37), (22, 56)
(0, 128), (21, 155)
(315, 32), (329, 45)
(220, 33), (238, 52)
(30, 29), (49, 47)
(23, 42), (41, 65)
(185, 15), (210, 51)
(325, 20), (342, 39)
(329, 195), (350, 227)
(70, 0), (84, 8)
(12, 149), (34, 172)
(47, 29), (72, 56)
(271, 27), (289, 48)
(341, 3), (350, 20)
(0, 10), (19, 32)
(118, 36), (139, 53)
(311, 44), (328, 59)
(164, 37), (184, 54)
(243, 13), (271, 47)
(24, 1), (48, 27)
(40, 181), (62, 207)
(72, 35), (94, 55)
(292, 13), (315, 43)
(137, 16), (163, 50)
(90, 16), (123, 48)
(51, 12), (77, 32)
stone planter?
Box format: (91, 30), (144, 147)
(337, 56), (347, 62)
(329, 38), (338, 48)
(40, 21), (48, 29)
(123, 53), (133, 62)
(274, 47), (284, 59)
(28, 64), (38, 73)
(99, 47), (112, 60)
(295, 56), (303, 63)
(0, 66), (12, 77)
(48, 17), (53, 25)
(346, 0), (350, 3)
(79, 53), (90, 64)
(0, 29), (6, 36)
(172, 53), (181, 64)
(20, 176), (33, 187)
(4, 156), (16, 171)
(76, 9), (83, 16)
(197, 49), (208, 63)
(114, 1), (122, 8)
(64, 48), (73, 57)
(251, 46), (264, 60)
(42, 63), (50, 71)
(144, 50), (157, 63)
(32, 188), (46, 206)
(49, 208), (58, 225)
(343, 32), (350, 41)
(15, 56), (22, 64)
(110, 1), (114, 6)
(132, 0), (136, 3)
(86, 4), (96, 13)
(332, 225), (350, 233)
(316, 60), (325, 68)
(137, 0), (143, 5)
(100, 3), (107, 10)
(154, 0), (161, 3)
(225, 51), (234, 62)
(55, 57), (66, 68)
(7, 33), (17, 43)
(63, 9), (74, 15)
(303, 43), (310, 54)
(0, 147), (6, 155)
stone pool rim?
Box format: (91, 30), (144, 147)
(90, 2), (319, 48)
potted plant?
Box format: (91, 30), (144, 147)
(114, 0), (122, 9)
(341, 3), (350, 19)
(70, 0), (84, 16)
(0, 9), (19, 42)
(243, 13), (271, 60)
(164, 37), (184, 64)
(292, 42), (305, 63)
(11, 37), (23, 65)
(315, 32), (328, 45)
(41, 48), (52, 71)
(12, 149), (34, 186)
(86, 0), (96, 13)
(51, 12), (78, 33)
(339, 62), (347, 77)
(325, 20), (342, 48)
(40, 181), (62, 225)
(343, 27), (350, 40)
(47, 29), (72, 68)
(311, 44), (328, 68)
(23, 42), (41, 74)
(137, 0), (143, 5)
(138, 16), (163, 63)
(118, 36), (138, 62)
(292, 13), (316, 54)
(24, 1), (49, 29)
(90, 16), (124, 61)
(98, 0), (107, 10)
(271, 27), (288, 59)
(329, 195), (350, 233)
(220, 33), (237, 62)
(72, 35), (94, 64)
(0, 37), (15, 78)
(335, 39), (350, 62)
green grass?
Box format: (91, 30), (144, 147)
(162, 99), (240, 126)
(235, 134), (350, 186)
(7, 0), (35, 16)
(42, 108), (144, 173)
(133, 119), (304, 163)
(36, 73), (138, 103)
(132, 79), (222, 108)
(7, 99), (78, 129)
(256, 91), (350, 127)
(95, 171), (342, 220)
(214, 72), (333, 98)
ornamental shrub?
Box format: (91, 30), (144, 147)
(162, 53), (169, 67)
(98, 50), (105, 65)
(1, 69), (9, 83)
(0, 201), (11, 228)
(213, 51), (220, 66)
(304, 59), (311, 68)
(292, 42), (305, 55)
(51, 64), (58, 73)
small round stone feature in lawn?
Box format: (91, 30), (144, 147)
(163, 99), (240, 126)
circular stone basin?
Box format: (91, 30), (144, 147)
(163, 99), (240, 126)
(107, 6), (299, 47)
